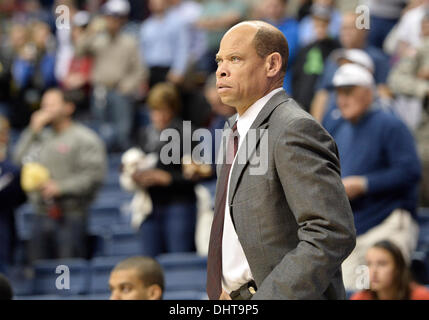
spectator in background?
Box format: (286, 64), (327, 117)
(0, 274), (13, 300)
(134, 83), (197, 257)
(61, 11), (93, 120)
(351, 240), (429, 300)
(389, 12), (429, 206)
(12, 88), (106, 261)
(0, 116), (26, 274)
(196, 0), (247, 74)
(75, 0), (146, 152)
(167, 0), (207, 75)
(329, 64), (421, 291)
(0, 26), (13, 119)
(367, 0), (407, 50)
(260, 0), (299, 94)
(10, 21), (57, 129)
(109, 256), (164, 300)
(291, 3), (340, 112)
(310, 12), (391, 123)
(298, 0), (342, 47)
(389, 0), (429, 60)
(140, 0), (191, 88)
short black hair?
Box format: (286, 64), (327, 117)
(0, 274), (13, 300)
(252, 25), (289, 75)
(112, 256), (165, 292)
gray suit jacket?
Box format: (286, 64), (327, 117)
(217, 90), (356, 300)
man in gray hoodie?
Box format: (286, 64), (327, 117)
(13, 88), (106, 261)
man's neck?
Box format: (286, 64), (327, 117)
(53, 119), (73, 133)
(236, 86), (283, 116)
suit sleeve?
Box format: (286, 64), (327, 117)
(252, 117), (356, 300)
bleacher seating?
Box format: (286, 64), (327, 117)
(32, 258), (90, 295)
(88, 256), (128, 294)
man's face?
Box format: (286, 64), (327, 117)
(366, 248), (396, 292)
(336, 86), (372, 123)
(313, 17), (330, 40)
(340, 14), (367, 49)
(263, 0), (286, 22)
(215, 25), (270, 110)
(109, 269), (151, 300)
(40, 91), (67, 124)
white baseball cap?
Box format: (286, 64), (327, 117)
(72, 11), (91, 27)
(334, 49), (374, 73)
(102, 0), (130, 17)
(332, 63), (375, 88)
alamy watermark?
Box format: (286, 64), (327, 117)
(159, 121), (269, 176)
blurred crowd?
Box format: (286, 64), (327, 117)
(1, 0), (429, 300)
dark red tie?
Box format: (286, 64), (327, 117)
(207, 121), (239, 300)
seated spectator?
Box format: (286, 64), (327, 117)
(134, 83), (197, 257)
(12, 88), (106, 261)
(109, 256), (164, 300)
(298, 0), (342, 47)
(0, 273), (13, 300)
(291, 3), (340, 112)
(388, 12), (429, 206)
(75, 0), (147, 152)
(310, 12), (391, 123)
(328, 64), (421, 291)
(351, 240), (429, 300)
(260, 0), (299, 94)
(0, 116), (26, 274)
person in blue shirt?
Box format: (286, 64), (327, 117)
(328, 63), (421, 292)
(261, 0), (299, 95)
(310, 12), (392, 125)
(140, 0), (191, 87)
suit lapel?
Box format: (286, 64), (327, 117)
(228, 90), (290, 206)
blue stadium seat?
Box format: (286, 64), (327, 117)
(156, 252), (207, 271)
(14, 294), (61, 300)
(89, 256), (128, 294)
(163, 290), (208, 300)
(33, 258), (90, 295)
(103, 226), (141, 257)
(164, 269), (207, 292)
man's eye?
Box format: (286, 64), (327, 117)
(231, 56), (240, 62)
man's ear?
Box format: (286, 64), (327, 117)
(265, 52), (282, 78)
(147, 284), (163, 300)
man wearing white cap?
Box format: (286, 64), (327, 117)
(330, 63), (421, 291)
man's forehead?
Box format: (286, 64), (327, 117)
(218, 27), (256, 55)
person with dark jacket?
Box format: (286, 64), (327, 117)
(0, 116), (26, 274)
(134, 82), (197, 257)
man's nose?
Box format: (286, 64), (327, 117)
(216, 63), (229, 78)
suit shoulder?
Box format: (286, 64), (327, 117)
(270, 98), (324, 130)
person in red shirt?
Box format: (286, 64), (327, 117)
(351, 240), (429, 300)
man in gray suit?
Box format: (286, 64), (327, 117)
(206, 21), (356, 300)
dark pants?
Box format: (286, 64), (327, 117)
(29, 214), (87, 262)
(91, 88), (133, 152)
(139, 202), (196, 257)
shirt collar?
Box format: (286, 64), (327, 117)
(236, 88), (284, 139)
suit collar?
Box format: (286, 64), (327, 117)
(226, 89), (290, 208)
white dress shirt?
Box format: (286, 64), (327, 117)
(222, 87), (284, 294)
